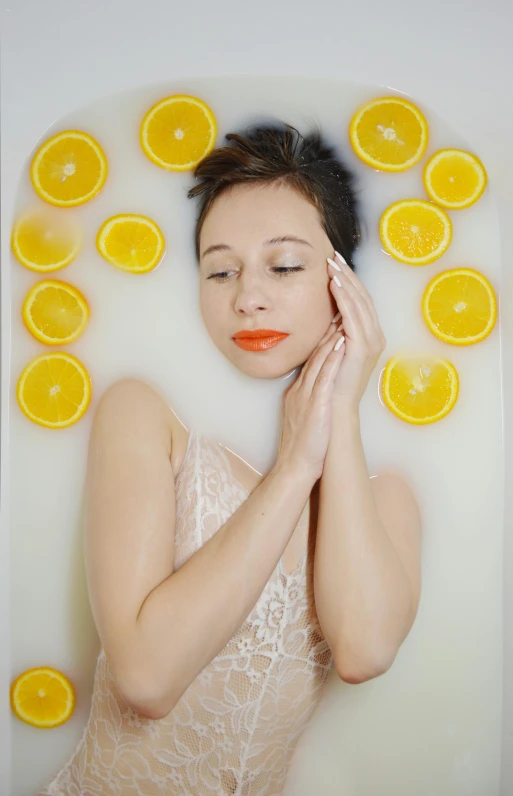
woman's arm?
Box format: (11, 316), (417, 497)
(84, 378), (316, 720)
(314, 401), (422, 683)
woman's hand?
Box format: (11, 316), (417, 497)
(277, 323), (346, 481)
(327, 251), (386, 409)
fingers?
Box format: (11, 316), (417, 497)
(298, 328), (344, 395)
(331, 252), (383, 339)
(293, 324), (339, 391)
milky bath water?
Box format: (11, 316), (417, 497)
(8, 76), (503, 795)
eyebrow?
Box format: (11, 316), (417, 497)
(200, 235), (313, 259)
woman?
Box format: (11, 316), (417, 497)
(39, 122), (422, 795)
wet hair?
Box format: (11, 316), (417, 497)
(187, 120), (361, 271)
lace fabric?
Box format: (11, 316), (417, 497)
(38, 429), (334, 796)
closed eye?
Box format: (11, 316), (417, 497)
(207, 266), (305, 282)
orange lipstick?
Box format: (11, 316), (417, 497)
(232, 328), (289, 351)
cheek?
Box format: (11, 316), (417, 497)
(292, 279), (334, 317)
(200, 292), (231, 345)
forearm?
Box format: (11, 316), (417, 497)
(315, 402), (414, 678)
(130, 457), (316, 717)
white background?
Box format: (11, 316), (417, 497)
(1, 0), (513, 793)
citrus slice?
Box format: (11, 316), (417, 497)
(11, 667), (75, 728)
(140, 94), (217, 170)
(22, 280), (89, 345)
(96, 214), (165, 273)
(31, 130), (107, 207)
(423, 148), (487, 209)
(17, 352), (91, 428)
(11, 209), (82, 273)
(422, 268), (497, 346)
(349, 96), (428, 171)
(381, 356), (459, 425)
(380, 199), (452, 265)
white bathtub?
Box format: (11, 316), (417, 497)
(1, 1), (512, 794)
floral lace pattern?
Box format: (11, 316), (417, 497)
(38, 429), (334, 796)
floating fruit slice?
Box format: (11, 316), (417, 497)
(423, 148), (487, 209)
(11, 209), (82, 273)
(22, 280), (89, 345)
(422, 268), (497, 346)
(31, 130), (107, 207)
(349, 96), (428, 172)
(381, 355), (459, 425)
(17, 352), (91, 429)
(11, 667), (75, 728)
(140, 94), (217, 170)
(380, 199), (452, 265)
(96, 214), (165, 273)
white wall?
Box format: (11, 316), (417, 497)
(1, 0), (512, 793)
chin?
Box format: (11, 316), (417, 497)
(228, 348), (301, 381)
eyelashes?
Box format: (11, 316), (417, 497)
(208, 265), (305, 282)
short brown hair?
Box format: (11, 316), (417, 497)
(187, 121), (361, 270)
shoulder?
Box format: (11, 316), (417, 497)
(92, 378), (176, 449)
(370, 470), (420, 509)
(370, 470), (423, 607)
(369, 470), (422, 535)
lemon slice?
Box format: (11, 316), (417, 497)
(11, 209), (82, 273)
(423, 148), (487, 209)
(140, 94), (217, 170)
(11, 667), (75, 728)
(17, 352), (91, 429)
(31, 130), (108, 207)
(381, 356), (459, 424)
(422, 268), (497, 346)
(349, 96), (428, 172)
(22, 280), (89, 345)
(380, 199), (452, 265)
(96, 214), (165, 273)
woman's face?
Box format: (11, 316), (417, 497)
(198, 181), (338, 380)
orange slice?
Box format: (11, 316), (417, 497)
(381, 355), (459, 424)
(380, 199), (452, 265)
(17, 352), (91, 429)
(22, 280), (89, 345)
(423, 148), (487, 209)
(96, 214), (165, 273)
(11, 667), (75, 728)
(31, 130), (107, 207)
(140, 94), (217, 170)
(422, 268), (497, 346)
(349, 96), (428, 171)
(11, 209), (82, 273)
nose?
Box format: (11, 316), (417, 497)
(233, 273), (269, 316)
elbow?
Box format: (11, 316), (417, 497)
(115, 669), (176, 721)
(334, 649), (396, 685)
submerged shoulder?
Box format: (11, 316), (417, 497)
(370, 470), (423, 609)
(370, 470), (422, 528)
(93, 378), (176, 438)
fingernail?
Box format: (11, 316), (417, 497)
(327, 257), (342, 271)
(331, 311), (341, 324)
(334, 336), (345, 351)
(333, 275), (342, 287)
(336, 323), (344, 331)
(335, 251), (347, 265)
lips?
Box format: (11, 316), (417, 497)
(232, 329), (288, 339)
(232, 329), (289, 352)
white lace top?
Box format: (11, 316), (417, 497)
(39, 429), (334, 796)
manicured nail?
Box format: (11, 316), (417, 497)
(327, 257), (342, 271)
(335, 251), (347, 265)
(333, 275), (342, 287)
(334, 336), (345, 351)
(331, 311), (341, 323)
